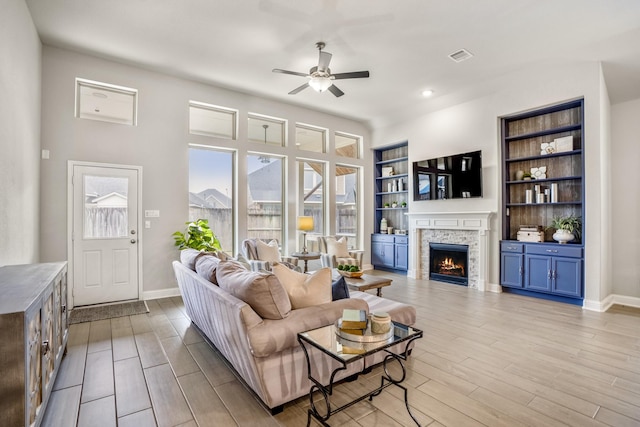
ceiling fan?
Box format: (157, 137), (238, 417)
(272, 42), (370, 97)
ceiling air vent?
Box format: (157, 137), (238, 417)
(448, 48), (474, 63)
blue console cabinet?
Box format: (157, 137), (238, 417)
(372, 234), (408, 273)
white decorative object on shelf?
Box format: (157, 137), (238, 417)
(554, 136), (573, 153)
(381, 166), (394, 177)
(530, 166), (547, 179)
(540, 141), (556, 155)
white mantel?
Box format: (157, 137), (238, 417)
(406, 211), (498, 292)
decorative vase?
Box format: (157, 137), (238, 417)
(515, 170), (524, 180)
(553, 229), (575, 244)
(391, 202), (398, 208)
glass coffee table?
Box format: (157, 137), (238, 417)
(297, 320), (423, 426)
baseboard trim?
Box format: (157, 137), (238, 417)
(583, 294), (640, 312)
(143, 287), (181, 300)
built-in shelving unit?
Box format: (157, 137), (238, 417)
(500, 99), (585, 304)
(373, 142), (409, 273)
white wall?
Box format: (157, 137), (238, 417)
(611, 97), (640, 299)
(372, 61), (612, 305)
(39, 46), (371, 297)
(0, 0), (41, 265)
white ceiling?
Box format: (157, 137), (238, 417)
(26, 0), (640, 129)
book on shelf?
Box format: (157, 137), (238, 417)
(341, 309), (367, 330)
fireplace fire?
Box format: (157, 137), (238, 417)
(429, 243), (469, 286)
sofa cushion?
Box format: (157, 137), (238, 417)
(246, 297), (369, 357)
(195, 254), (221, 285)
(351, 290), (416, 326)
(326, 237), (350, 258)
(272, 264), (331, 309)
(331, 276), (350, 301)
(217, 260), (291, 320)
(180, 248), (205, 270)
(256, 239), (281, 263)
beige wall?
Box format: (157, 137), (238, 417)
(0, 0), (42, 265)
(611, 97), (640, 299)
(39, 46), (371, 298)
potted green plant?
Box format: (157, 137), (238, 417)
(548, 215), (582, 244)
(172, 219), (222, 251)
(383, 202), (390, 208)
(401, 201), (407, 208)
(522, 172), (532, 180)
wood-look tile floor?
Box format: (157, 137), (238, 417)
(42, 271), (640, 426)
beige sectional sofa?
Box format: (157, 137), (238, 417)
(172, 252), (416, 413)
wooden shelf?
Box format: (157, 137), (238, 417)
(505, 124), (582, 142)
(505, 149), (582, 163)
(506, 175), (582, 185)
(376, 156), (408, 166)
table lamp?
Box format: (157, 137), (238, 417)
(297, 216), (314, 254)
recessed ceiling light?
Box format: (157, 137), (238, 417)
(422, 90), (434, 97)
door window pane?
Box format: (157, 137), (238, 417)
(248, 114), (285, 147)
(84, 175), (128, 238)
(247, 154), (284, 243)
(296, 124), (326, 153)
(189, 101), (237, 140)
(335, 132), (361, 159)
(335, 165), (360, 250)
(188, 148), (234, 252)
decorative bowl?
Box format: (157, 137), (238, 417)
(338, 270), (364, 278)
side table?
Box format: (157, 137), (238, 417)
(291, 251), (321, 273)
(298, 321), (423, 426)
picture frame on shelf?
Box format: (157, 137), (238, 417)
(381, 166), (394, 177)
(554, 136), (573, 153)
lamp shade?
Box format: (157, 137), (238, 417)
(309, 76), (332, 92)
(297, 216), (314, 231)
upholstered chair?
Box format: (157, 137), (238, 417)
(318, 236), (363, 269)
(241, 238), (302, 272)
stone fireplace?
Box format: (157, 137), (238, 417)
(429, 243), (469, 286)
(406, 211), (497, 292)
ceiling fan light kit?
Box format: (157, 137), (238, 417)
(273, 41), (370, 97)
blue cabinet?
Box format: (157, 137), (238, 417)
(372, 234), (408, 272)
(500, 242), (523, 288)
(500, 241), (583, 300)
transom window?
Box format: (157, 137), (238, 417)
(189, 101), (237, 140)
(75, 78), (138, 126)
(248, 114), (286, 147)
(296, 124), (326, 153)
(335, 132), (361, 159)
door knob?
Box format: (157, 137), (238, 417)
(131, 239), (136, 244)
(131, 230), (136, 235)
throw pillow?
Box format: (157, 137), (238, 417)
(217, 260), (291, 320)
(272, 263), (331, 309)
(234, 252), (252, 270)
(180, 248), (205, 271)
(331, 276), (350, 301)
(195, 254), (220, 285)
(256, 239), (281, 263)
(326, 237), (350, 258)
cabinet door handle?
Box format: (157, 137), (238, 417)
(507, 246), (517, 250)
(547, 270), (552, 279)
(552, 270), (557, 279)
(546, 249), (558, 253)
(519, 266), (523, 276)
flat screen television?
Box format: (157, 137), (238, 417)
(413, 150), (482, 200)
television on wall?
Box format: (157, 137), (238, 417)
(413, 150), (482, 200)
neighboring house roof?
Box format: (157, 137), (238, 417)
(189, 188), (231, 209)
(88, 192), (127, 207)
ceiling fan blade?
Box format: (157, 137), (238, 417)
(328, 84), (344, 97)
(273, 68), (309, 77)
(318, 51), (332, 71)
(288, 83), (310, 95)
(332, 71), (370, 80)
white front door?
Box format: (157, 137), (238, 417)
(71, 164), (140, 306)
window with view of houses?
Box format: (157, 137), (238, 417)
(247, 153), (284, 244)
(335, 165), (360, 250)
(188, 148), (234, 252)
(298, 159), (325, 251)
